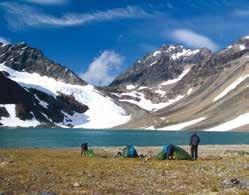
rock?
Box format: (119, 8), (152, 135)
(40, 192), (57, 195)
(73, 182), (81, 187)
(87, 174), (95, 178)
(221, 178), (249, 189)
(0, 162), (8, 167)
(239, 180), (249, 189)
(221, 178), (240, 188)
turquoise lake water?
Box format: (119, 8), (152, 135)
(1, 128), (249, 148)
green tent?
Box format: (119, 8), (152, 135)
(85, 149), (95, 157)
(157, 145), (191, 160)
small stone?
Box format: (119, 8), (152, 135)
(73, 182), (81, 187)
(0, 162), (7, 167)
(40, 192), (57, 195)
(87, 174), (95, 178)
(222, 179), (235, 188)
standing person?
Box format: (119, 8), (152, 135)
(81, 143), (88, 157)
(189, 133), (200, 160)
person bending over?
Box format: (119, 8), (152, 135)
(81, 143), (88, 157)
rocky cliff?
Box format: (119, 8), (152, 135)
(0, 42), (86, 85)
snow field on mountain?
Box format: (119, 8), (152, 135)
(0, 63), (130, 128)
(159, 117), (206, 130)
(0, 104), (40, 127)
(160, 68), (190, 86)
(214, 74), (249, 102)
(119, 93), (184, 112)
(205, 112), (249, 131)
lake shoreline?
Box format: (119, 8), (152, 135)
(2, 144), (249, 156)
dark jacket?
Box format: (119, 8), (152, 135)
(190, 134), (200, 146)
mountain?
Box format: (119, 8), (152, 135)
(0, 42), (130, 128)
(107, 36), (249, 131)
(1, 37), (249, 131)
(110, 45), (211, 87)
(0, 42), (86, 86)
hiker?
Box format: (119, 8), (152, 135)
(81, 143), (88, 157)
(189, 133), (200, 160)
(166, 144), (174, 160)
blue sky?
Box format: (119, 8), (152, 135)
(1, 0), (249, 86)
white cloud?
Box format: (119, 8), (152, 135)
(0, 3), (151, 29)
(24, 0), (67, 5)
(81, 50), (124, 86)
(0, 37), (10, 44)
(233, 9), (249, 16)
(171, 29), (219, 51)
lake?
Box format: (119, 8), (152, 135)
(1, 128), (249, 148)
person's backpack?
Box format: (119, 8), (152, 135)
(191, 135), (199, 146)
(163, 145), (168, 154)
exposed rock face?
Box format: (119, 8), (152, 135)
(110, 45), (211, 87)
(0, 42), (87, 86)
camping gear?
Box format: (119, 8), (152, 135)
(157, 145), (191, 160)
(173, 145), (191, 160)
(85, 149), (95, 157)
(122, 145), (138, 158)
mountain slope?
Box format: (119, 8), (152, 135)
(108, 36), (249, 131)
(0, 42), (130, 128)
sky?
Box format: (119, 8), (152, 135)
(1, 0), (249, 86)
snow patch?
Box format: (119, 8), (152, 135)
(205, 113), (249, 131)
(150, 60), (158, 67)
(153, 50), (161, 57)
(155, 89), (166, 97)
(34, 95), (49, 108)
(160, 68), (190, 86)
(138, 86), (147, 90)
(187, 88), (193, 95)
(240, 44), (246, 51)
(126, 84), (136, 90)
(120, 91), (141, 98)
(145, 126), (155, 130)
(119, 93), (184, 112)
(214, 75), (249, 102)
(171, 49), (199, 60)
(0, 104), (40, 127)
(159, 117), (206, 130)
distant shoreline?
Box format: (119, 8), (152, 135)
(2, 145), (249, 157)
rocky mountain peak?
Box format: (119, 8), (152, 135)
(0, 42), (87, 86)
(110, 44), (212, 88)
